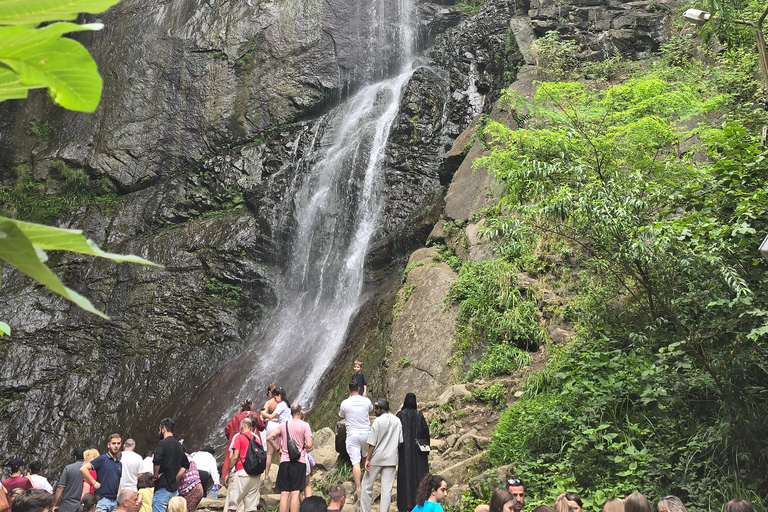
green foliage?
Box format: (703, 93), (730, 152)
(25, 121), (53, 144)
(396, 358), (411, 370)
(531, 31), (582, 80)
(402, 261), (424, 282)
(0, 0), (159, 329)
(315, 461), (352, 496)
(453, 0), (487, 15)
(449, 259), (546, 366)
(0, 161), (116, 224)
(583, 54), (628, 82)
(465, 344), (532, 381)
(469, 381), (507, 409)
(0, 217), (160, 321)
(429, 415), (449, 437)
(205, 278), (242, 307)
(0, 0), (121, 111)
(392, 283), (416, 323)
(480, 59), (768, 511)
(432, 243), (463, 271)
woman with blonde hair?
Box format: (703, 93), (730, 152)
(167, 496), (187, 512)
(657, 496), (686, 512)
(81, 449), (99, 496)
(603, 499), (624, 512)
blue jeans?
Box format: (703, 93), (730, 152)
(152, 488), (178, 512)
(95, 498), (117, 512)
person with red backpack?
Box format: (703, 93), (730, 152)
(223, 417), (264, 512)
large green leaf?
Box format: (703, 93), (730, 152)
(0, 64), (26, 99)
(0, 0), (121, 27)
(0, 22), (103, 111)
(8, 217), (160, 265)
(0, 217), (161, 319)
(0, 321), (9, 335)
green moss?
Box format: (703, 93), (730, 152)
(25, 121), (53, 144)
(402, 261), (424, 282)
(0, 161), (116, 223)
(392, 284), (416, 323)
(205, 278), (242, 307)
(454, 0), (487, 15)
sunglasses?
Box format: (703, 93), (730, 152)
(507, 478), (523, 486)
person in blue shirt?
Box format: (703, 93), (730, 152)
(80, 435), (123, 512)
(411, 475), (448, 512)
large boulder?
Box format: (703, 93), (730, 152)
(310, 427), (339, 470)
(385, 248), (458, 407)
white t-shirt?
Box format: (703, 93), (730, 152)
(275, 401), (291, 423)
(119, 450), (144, 491)
(339, 395), (373, 436)
(367, 412), (403, 466)
(140, 456), (154, 475)
(29, 475), (52, 492)
(191, 451), (220, 486)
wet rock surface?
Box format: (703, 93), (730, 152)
(527, 0), (678, 60)
(0, 0), (670, 481)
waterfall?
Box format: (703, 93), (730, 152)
(250, 68), (414, 405)
(183, 0), (419, 446)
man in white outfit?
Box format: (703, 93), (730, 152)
(338, 381), (373, 494)
(360, 398), (402, 512)
(119, 440), (144, 492)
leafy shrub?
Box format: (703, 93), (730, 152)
(479, 59), (768, 511)
(531, 31), (581, 80)
(433, 243), (463, 271)
(0, 161), (115, 223)
(454, 0), (487, 15)
(470, 382), (507, 409)
(465, 344), (532, 381)
(449, 260), (547, 361)
(315, 461), (352, 496)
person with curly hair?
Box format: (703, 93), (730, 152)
(411, 475), (448, 512)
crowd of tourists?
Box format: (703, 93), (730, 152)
(0, 360), (759, 512)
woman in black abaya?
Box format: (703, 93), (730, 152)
(396, 393), (430, 512)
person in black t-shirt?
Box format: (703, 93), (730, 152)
(351, 360), (367, 397)
(151, 418), (189, 512)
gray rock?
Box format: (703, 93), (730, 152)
(436, 385), (472, 408)
(385, 260), (459, 408)
(311, 427), (338, 470)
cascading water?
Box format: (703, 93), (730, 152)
(182, 0), (420, 447)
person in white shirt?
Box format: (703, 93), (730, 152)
(360, 398), (402, 512)
(338, 381), (373, 494)
(119, 440), (144, 492)
(190, 447), (220, 497)
(28, 462), (53, 493)
(139, 451), (153, 476)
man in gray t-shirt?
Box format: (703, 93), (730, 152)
(54, 448), (86, 512)
(360, 398), (402, 512)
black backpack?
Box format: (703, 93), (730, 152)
(242, 432), (267, 475)
(285, 420), (302, 462)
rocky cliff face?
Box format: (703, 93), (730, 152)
(0, 0), (673, 479)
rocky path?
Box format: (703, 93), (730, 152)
(199, 348), (547, 512)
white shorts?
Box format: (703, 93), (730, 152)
(345, 433), (369, 465)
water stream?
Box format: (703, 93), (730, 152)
(183, 0), (419, 448)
